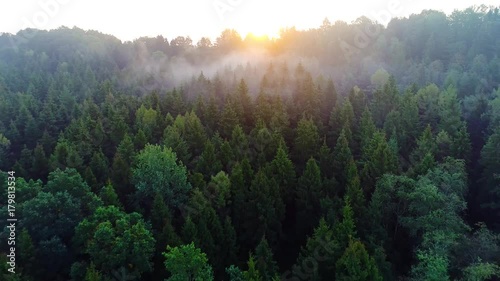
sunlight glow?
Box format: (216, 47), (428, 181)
(0, 0), (498, 42)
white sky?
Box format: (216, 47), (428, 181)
(0, 0), (497, 42)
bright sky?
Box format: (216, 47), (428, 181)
(0, 0), (497, 42)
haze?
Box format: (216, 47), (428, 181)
(1, 0), (498, 41)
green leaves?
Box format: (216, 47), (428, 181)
(411, 249), (450, 281)
(163, 243), (214, 281)
(132, 144), (191, 212)
(74, 206), (155, 279)
(370, 159), (469, 280)
(478, 127), (500, 227)
(336, 240), (383, 281)
(461, 261), (500, 281)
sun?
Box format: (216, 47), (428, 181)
(244, 32), (270, 42)
(237, 24), (280, 40)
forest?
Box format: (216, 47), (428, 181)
(0, 5), (500, 281)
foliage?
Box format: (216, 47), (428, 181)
(163, 243), (214, 281)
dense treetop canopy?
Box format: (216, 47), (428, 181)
(1, 5), (500, 281)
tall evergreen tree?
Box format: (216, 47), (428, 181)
(196, 139), (223, 181)
(294, 116), (320, 166)
(335, 240), (383, 281)
(333, 129), (354, 195)
(254, 237), (279, 281)
(296, 158), (323, 238)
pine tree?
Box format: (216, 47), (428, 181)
(220, 99), (240, 139)
(111, 154), (132, 206)
(89, 149), (109, 187)
(399, 92), (420, 156)
(204, 208), (225, 276)
(318, 139), (334, 179)
(269, 144), (296, 204)
(229, 162), (246, 220)
(32, 144), (49, 182)
(254, 237), (279, 281)
(451, 122), (471, 162)
(333, 198), (357, 254)
(294, 116), (320, 166)
(255, 90), (272, 126)
(236, 79), (254, 129)
(49, 138), (83, 172)
(184, 111), (208, 157)
(0, 133), (11, 169)
(296, 158), (323, 238)
(24, 113), (40, 149)
(117, 134), (135, 163)
(151, 193), (181, 280)
(293, 218), (336, 280)
(83, 166), (98, 191)
(360, 131), (399, 196)
(194, 95), (206, 122)
(269, 96), (290, 137)
(18, 146), (33, 179)
(345, 160), (366, 228)
(435, 130), (453, 161)
(372, 76), (400, 126)
(328, 104), (342, 147)
(206, 171), (231, 211)
(333, 129), (354, 195)
(321, 78), (338, 124)
(206, 95), (219, 134)
(438, 85), (463, 137)
(244, 255), (263, 281)
(340, 99), (355, 146)
(358, 107), (377, 160)
(226, 265), (245, 281)
(478, 128), (500, 227)
(99, 183), (121, 208)
(163, 125), (191, 166)
(182, 216), (199, 245)
(247, 169), (284, 247)
(134, 129), (148, 150)
(219, 140), (234, 171)
(335, 240), (383, 281)
(411, 124), (436, 165)
(230, 125), (250, 162)
(196, 139), (223, 181)
(222, 217), (239, 267)
(18, 228), (36, 277)
(348, 86), (367, 123)
(250, 120), (274, 167)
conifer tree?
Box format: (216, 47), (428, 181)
(296, 158), (323, 238)
(335, 240), (383, 281)
(254, 237), (279, 281)
(196, 139), (223, 181)
(294, 116), (320, 166)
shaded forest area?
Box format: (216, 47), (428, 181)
(1, 5), (500, 281)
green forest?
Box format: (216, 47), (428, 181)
(1, 5), (500, 281)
